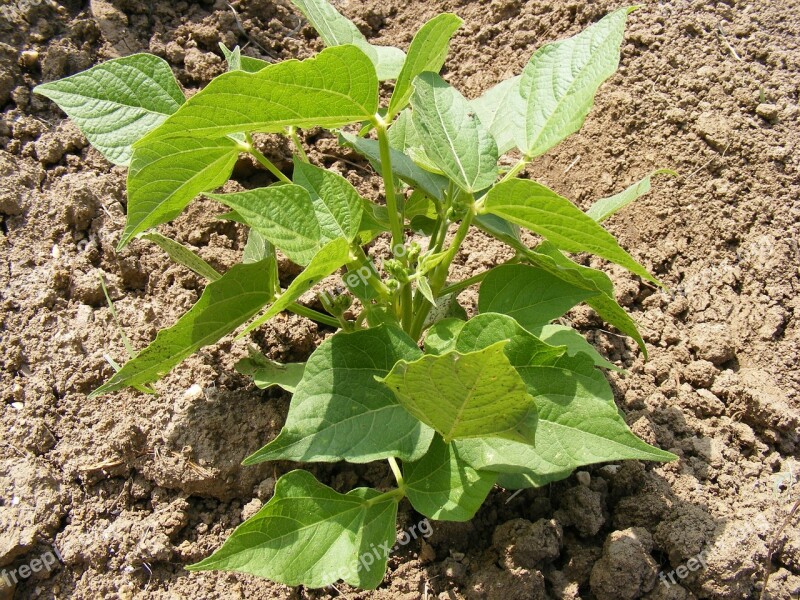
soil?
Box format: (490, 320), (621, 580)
(1, 0), (799, 599)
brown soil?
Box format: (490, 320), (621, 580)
(1, 0), (799, 599)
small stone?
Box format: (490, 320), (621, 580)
(256, 477), (276, 500)
(20, 50), (39, 69)
(756, 103), (779, 122)
(576, 471), (591, 487)
(241, 498), (262, 521)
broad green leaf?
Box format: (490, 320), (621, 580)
(531, 324), (619, 371)
(243, 229), (275, 264)
(411, 72), (499, 193)
(586, 169), (676, 222)
(141, 45), (378, 143)
(388, 14), (463, 117)
(140, 232), (222, 282)
(91, 261), (275, 396)
(424, 318), (465, 355)
(380, 341), (536, 443)
(188, 470), (398, 589)
(483, 179), (658, 284)
(422, 292), (468, 330)
(208, 185), (322, 266)
(236, 350), (305, 393)
(293, 161), (363, 243)
(239, 238), (352, 337)
(33, 54), (185, 166)
(290, 0), (406, 80)
(219, 43), (270, 73)
(244, 326), (434, 464)
(515, 7), (635, 157)
(455, 324), (676, 478)
(119, 136), (240, 249)
(340, 132), (448, 201)
(404, 435), (497, 521)
(478, 264), (597, 330)
(474, 213), (522, 246)
(471, 75), (522, 155)
(531, 242), (647, 357)
(344, 258), (382, 302)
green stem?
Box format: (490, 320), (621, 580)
(438, 255), (523, 297)
(373, 117), (405, 258)
(288, 127), (309, 163)
(286, 303), (342, 329)
(349, 245), (392, 301)
(499, 156), (531, 184)
(388, 457), (405, 490)
(245, 133), (292, 184)
(366, 486), (405, 506)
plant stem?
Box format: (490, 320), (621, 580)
(365, 486), (405, 507)
(499, 156), (531, 184)
(288, 127), (309, 163)
(388, 457), (405, 490)
(373, 117), (405, 258)
(245, 133), (292, 184)
(286, 303), (342, 329)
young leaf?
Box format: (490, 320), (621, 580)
(478, 264), (597, 331)
(293, 161), (364, 243)
(586, 169), (677, 222)
(244, 326), (434, 464)
(530, 324), (620, 371)
(140, 45), (379, 143)
(380, 341), (537, 444)
(119, 136), (240, 249)
(219, 43), (270, 73)
(411, 72), (499, 193)
(424, 318), (466, 355)
(209, 185), (322, 266)
(515, 7), (635, 157)
(188, 470), (398, 589)
(387, 13), (463, 117)
(482, 179), (658, 284)
(290, 0), (406, 80)
(90, 260), (276, 396)
(471, 75), (522, 155)
(140, 232), (222, 282)
(236, 350), (305, 393)
(403, 435), (497, 522)
(33, 54), (185, 166)
(238, 238), (352, 337)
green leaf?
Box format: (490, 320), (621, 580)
(454, 318), (676, 478)
(483, 178), (658, 284)
(244, 326), (434, 464)
(140, 232), (222, 282)
(411, 72), (499, 193)
(416, 276), (436, 305)
(424, 318), (465, 355)
(236, 350), (305, 393)
(219, 43), (270, 73)
(33, 54), (185, 166)
(209, 185), (322, 266)
(515, 7), (635, 157)
(404, 435), (497, 521)
(188, 470), (398, 589)
(478, 264), (597, 330)
(290, 0), (406, 80)
(293, 161), (363, 243)
(239, 238), (352, 337)
(388, 13), (463, 117)
(530, 242), (647, 357)
(386, 109), (423, 152)
(531, 324), (620, 371)
(586, 169), (676, 222)
(380, 341), (536, 443)
(91, 260), (276, 395)
(141, 45), (379, 143)
(340, 132), (448, 201)
(471, 75), (522, 155)
(119, 136), (240, 249)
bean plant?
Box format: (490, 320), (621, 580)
(35, 0), (675, 589)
